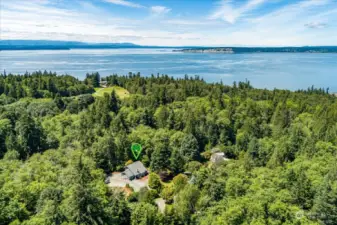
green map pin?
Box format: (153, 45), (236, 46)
(131, 143), (142, 160)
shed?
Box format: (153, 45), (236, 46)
(210, 152), (230, 164)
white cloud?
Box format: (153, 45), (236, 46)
(1, 0), (143, 43)
(305, 22), (327, 29)
(211, 0), (337, 46)
(1, 0), (337, 46)
(150, 6), (171, 15)
(252, 0), (332, 23)
(104, 0), (145, 8)
(210, 0), (266, 24)
(0, 0), (201, 45)
(165, 19), (217, 26)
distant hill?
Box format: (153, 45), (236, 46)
(0, 40), (140, 50)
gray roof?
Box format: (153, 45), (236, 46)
(122, 168), (134, 178)
(126, 161), (147, 176)
(210, 152), (230, 163)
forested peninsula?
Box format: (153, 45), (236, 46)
(0, 40), (140, 51)
(0, 71), (336, 225)
(176, 46), (337, 53)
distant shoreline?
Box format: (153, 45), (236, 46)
(0, 46), (177, 51)
(175, 47), (337, 54)
(2, 46), (337, 53)
(0, 40), (178, 51)
(1, 40), (337, 52)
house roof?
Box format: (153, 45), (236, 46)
(122, 168), (134, 178)
(126, 161), (147, 176)
(211, 152), (230, 162)
(214, 152), (225, 157)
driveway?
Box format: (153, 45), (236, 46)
(107, 172), (148, 192)
(155, 198), (166, 213)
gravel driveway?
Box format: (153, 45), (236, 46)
(155, 198), (166, 213)
(107, 172), (148, 192)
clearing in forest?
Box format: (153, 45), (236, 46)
(93, 86), (130, 99)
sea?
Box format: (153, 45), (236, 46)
(1, 48), (336, 92)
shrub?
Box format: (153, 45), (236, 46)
(148, 172), (162, 192)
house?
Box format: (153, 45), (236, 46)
(210, 152), (230, 164)
(122, 161), (148, 180)
(99, 80), (107, 88)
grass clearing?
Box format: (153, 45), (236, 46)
(18, 97), (53, 103)
(93, 86), (130, 99)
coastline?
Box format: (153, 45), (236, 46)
(176, 47), (337, 54)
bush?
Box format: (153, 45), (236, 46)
(172, 174), (188, 193)
(161, 185), (174, 204)
(125, 160), (133, 166)
(138, 187), (158, 203)
(185, 161), (202, 172)
(127, 192), (138, 203)
(148, 173), (162, 192)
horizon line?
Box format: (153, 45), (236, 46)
(1, 39), (337, 48)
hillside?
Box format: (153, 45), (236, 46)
(0, 71), (336, 224)
(0, 40), (140, 50)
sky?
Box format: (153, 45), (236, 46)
(1, 0), (337, 46)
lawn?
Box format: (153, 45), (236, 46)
(18, 97), (53, 103)
(93, 86), (130, 99)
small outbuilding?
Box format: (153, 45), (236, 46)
(210, 152), (230, 164)
(122, 161), (148, 180)
(99, 80), (108, 88)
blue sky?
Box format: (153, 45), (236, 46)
(1, 0), (337, 46)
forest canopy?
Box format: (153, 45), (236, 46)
(0, 71), (336, 225)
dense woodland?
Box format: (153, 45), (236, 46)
(0, 71), (336, 225)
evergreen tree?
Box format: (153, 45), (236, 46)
(150, 142), (171, 172)
(110, 89), (120, 113)
(180, 134), (199, 161)
(312, 166), (337, 225)
(15, 113), (45, 158)
(61, 155), (105, 225)
(291, 169), (314, 209)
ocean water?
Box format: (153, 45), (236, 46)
(1, 48), (337, 92)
